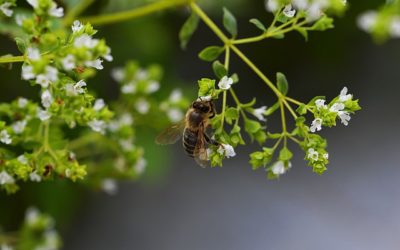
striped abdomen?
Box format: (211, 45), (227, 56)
(183, 128), (198, 157)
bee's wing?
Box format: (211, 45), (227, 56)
(193, 124), (209, 168)
(155, 120), (185, 145)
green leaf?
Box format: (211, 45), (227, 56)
(15, 37), (26, 53)
(249, 18), (266, 32)
(225, 107), (239, 120)
(276, 13), (291, 23)
(279, 147), (293, 161)
(244, 119), (261, 134)
(267, 132), (282, 139)
(198, 46), (224, 62)
(312, 16), (334, 31)
(296, 104), (307, 115)
(241, 98), (256, 108)
(230, 73), (239, 83)
(295, 27), (308, 41)
(276, 72), (289, 95)
(223, 7), (238, 38)
(212, 60), (227, 79)
(198, 78), (216, 97)
(264, 102), (280, 116)
(179, 12), (200, 50)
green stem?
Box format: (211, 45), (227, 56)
(0, 55), (25, 64)
(230, 88), (248, 120)
(220, 47), (230, 128)
(63, 0), (96, 26)
(279, 99), (287, 147)
(80, 0), (191, 26)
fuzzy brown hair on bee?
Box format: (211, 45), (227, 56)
(155, 98), (220, 167)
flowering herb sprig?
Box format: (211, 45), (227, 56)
(357, 0), (400, 42)
(0, 207), (61, 249)
(177, 0), (360, 178)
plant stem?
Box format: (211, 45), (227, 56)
(79, 0), (191, 26)
(63, 0), (96, 26)
(279, 99), (287, 147)
(0, 55), (24, 64)
(220, 47), (230, 128)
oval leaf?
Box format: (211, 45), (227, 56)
(212, 60), (227, 79)
(179, 12), (200, 50)
(249, 18), (266, 32)
(198, 46), (224, 62)
(223, 7), (238, 38)
(276, 72), (289, 95)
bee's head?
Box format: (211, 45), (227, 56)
(192, 100), (212, 114)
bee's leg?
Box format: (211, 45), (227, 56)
(204, 132), (219, 146)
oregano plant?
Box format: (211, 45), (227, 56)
(0, 0), (382, 248)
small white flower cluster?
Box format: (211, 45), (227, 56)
(271, 160), (291, 176)
(310, 87), (353, 133)
(0, 1), (14, 17)
(60, 20), (112, 72)
(24, 207), (61, 250)
(252, 106), (267, 122)
(307, 148), (329, 161)
(358, 11), (400, 38)
(216, 143), (236, 158)
(0, 170), (14, 185)
(160, 89), (186, 123)
(27, 0), (64, 17)
(114, 67), (160, 95)
(266, 0), (347, 21)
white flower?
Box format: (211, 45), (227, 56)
(146, 80), (160, 93)
(18, 155), (28, 164)
(18, 98), (28, 108)
(169, 89), (182, 103)
(15, 14), (27, 26)
(218, 76), (233, 90)
(101, 178), (118, 195)
(306, 3), (323, 21)
(36, 74), (51, 88)
(22, 65), (35, 80)
(30, 171), (42, 182)
(88, 119), (106, 134)
(119, 113), (134, 126)
(27, 47), (40, 61)
(73, 80), (87, 94)
(323, 153), (329, 160)
(119, 138), (134, 152)
(71, 20), (83, 33)
(389, 17), (400, 38)
(103, 47), (113, 62)
(315, 99), (327, 110)
(25, 207), (39, 225)
(61, 54), (75, 70)
(265, 0), (279, 12)
(329, 102), (345, 113)
(283, 4), (296, 18)
(135, 69), (148, 80)
(292, 0), (308, 10)
(310, 118), (322, 133)
(41, 90), (53, 108)
(0, 130), (12, 144)
(1, 244), (13, 250)
(134, 158), (147, 174)
(65, 169), (71, 178)
(339, 86), (352, 102)
(307, 148), (319, 161)
(45, 66), (58, 82)
(111, 68), (125, 82)
(121, 83), (136, 94)
(93, 99), (105, 111)
(85, 59), (103, 70)
(12, 120), (27, 134)
(48, 2), (64, 17)
(0, 2), (13, 17)
(357, 11), (377, 32)
(338, 111), (351, 126)
(271, 161), (288, 175)
(135, 99), (150, 114)
(74, 34), (98, 48)
(252, 106), (267, 121)
(198, 95), (212, 101)
(0, 171), (14, 185)
(37, 108), (51, 121)
(27, 0), (38, 8)
(167, 108), (184, 123)
(217, 144), (236, 158)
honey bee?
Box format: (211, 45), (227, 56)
(156, 98), (219, 167)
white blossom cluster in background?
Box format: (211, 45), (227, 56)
(265, 0), (347, 21)
(0, 0), (15, 17)
(357, 1), (400, 41)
